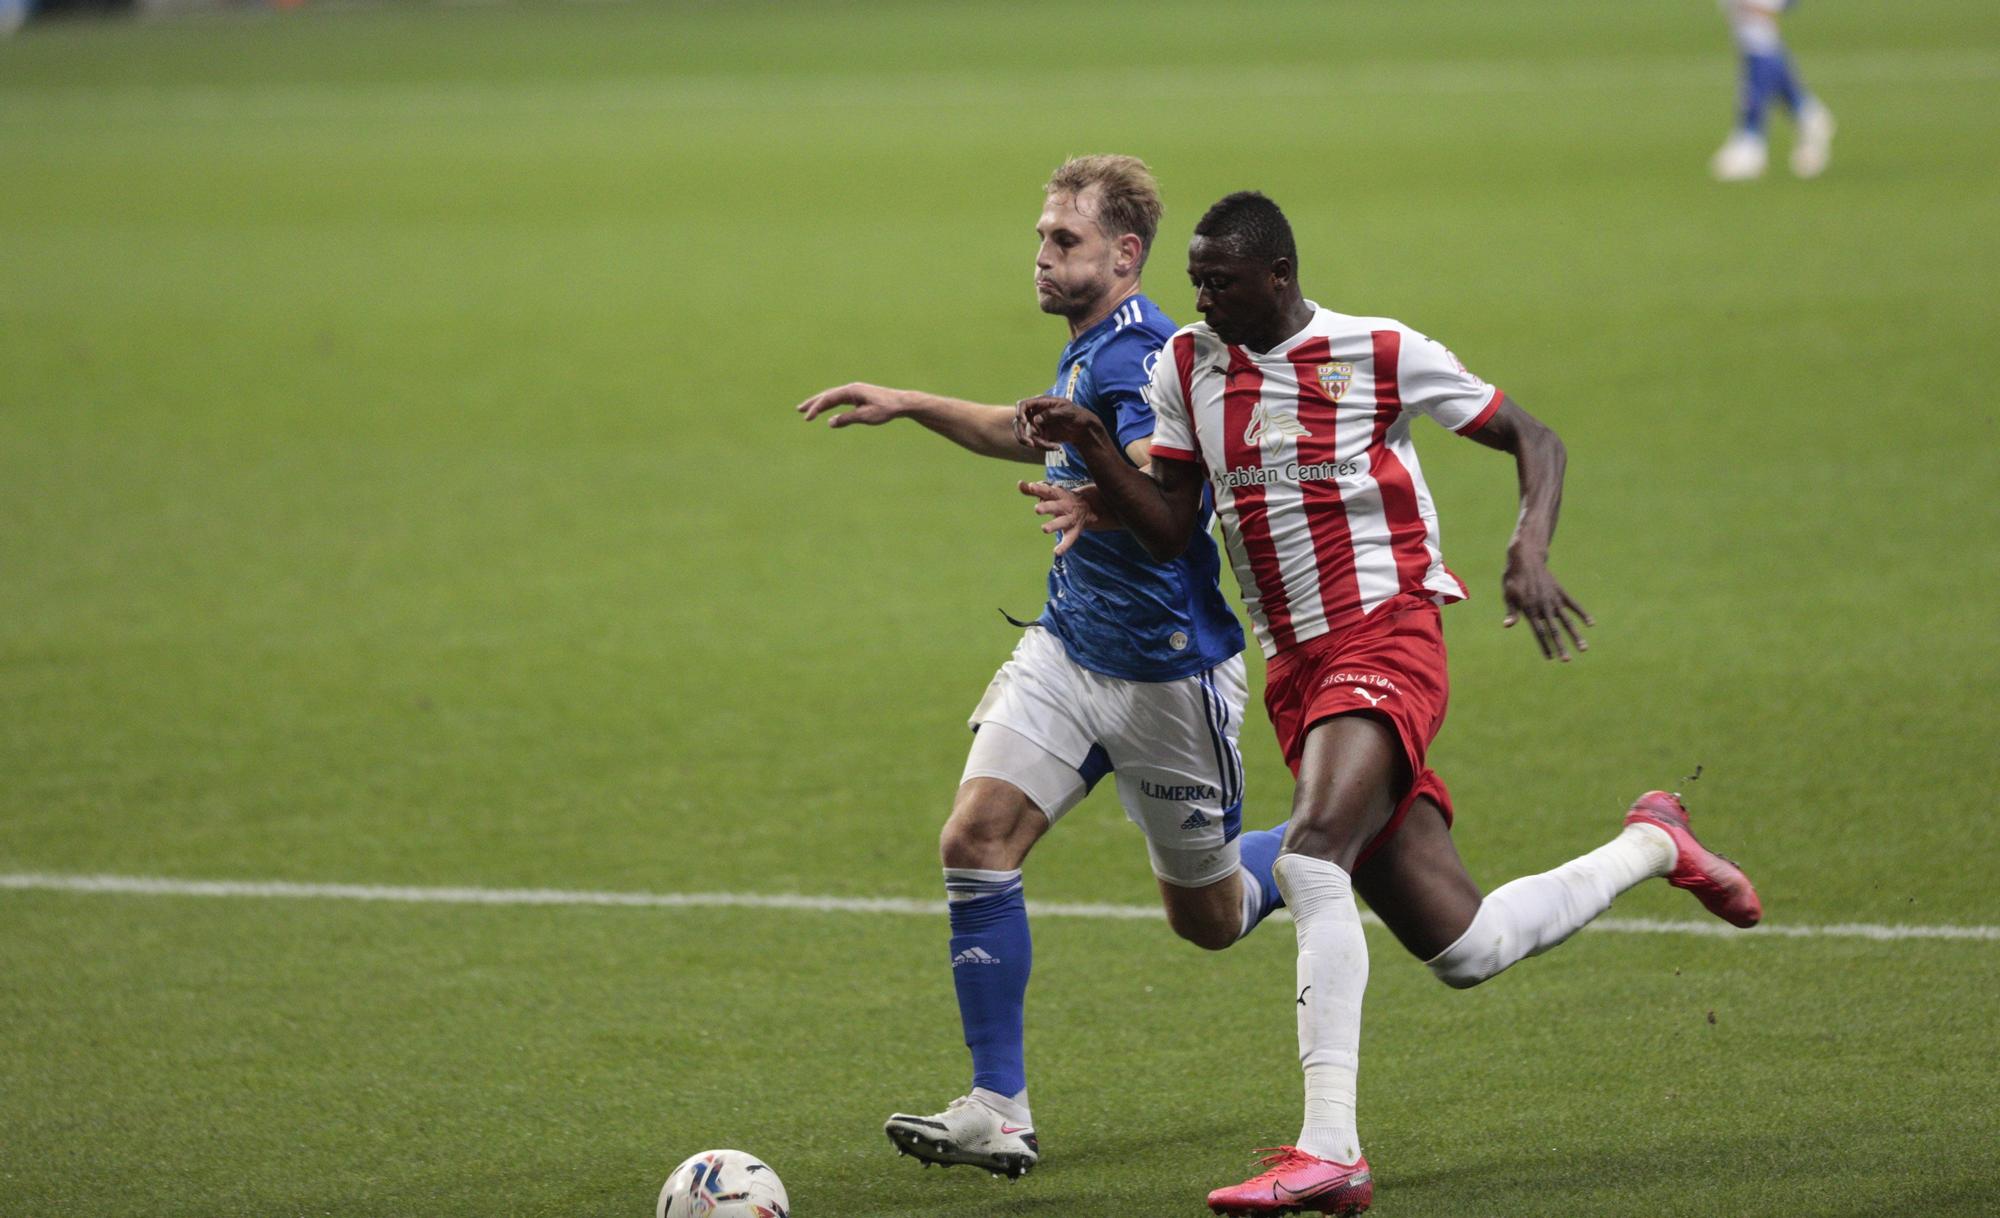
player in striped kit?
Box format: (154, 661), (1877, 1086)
(797, 158), (1289, 1181)
(1018, 191), (1763, 1215)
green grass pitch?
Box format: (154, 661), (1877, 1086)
(3, 1), (1997, 1214)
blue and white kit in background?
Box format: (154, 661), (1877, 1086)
(961, 293), (1249, 887)
(1722, 0), (1807, 119)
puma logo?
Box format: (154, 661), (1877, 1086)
(1355, 689), (1387, 707)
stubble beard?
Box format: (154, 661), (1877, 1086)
(1040, 278), (1109, 325)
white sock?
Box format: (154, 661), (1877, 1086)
(1273, 853), (1366, 1164)
(1427, 823), (1674, 989)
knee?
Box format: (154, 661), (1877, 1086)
(1168, 892), (1240, 952)
(1165, 907), (1240, 952)
(1425, 921), (1501, 989)
(1282, 794), (1383, 872)
(1279, 812), (1367, 873)
(1427, 956), (1490, 990)
(939, 788), (1039, 871)
(939, 817), (1009, 870)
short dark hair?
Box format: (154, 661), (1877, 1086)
(1193, 191), (1297, 269)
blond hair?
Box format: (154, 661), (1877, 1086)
(1044, 154), (1163, 267)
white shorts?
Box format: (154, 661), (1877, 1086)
(960, 627), (1248, 888)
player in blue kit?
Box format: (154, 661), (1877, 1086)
(1711, 0), (1835, 180)
(797, 155), (1288, 1179)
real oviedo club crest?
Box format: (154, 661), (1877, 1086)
(1317, 361), (1354, 402)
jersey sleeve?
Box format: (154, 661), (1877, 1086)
(1139, 335), (1198, 463)
(1090, 327), (1165, 451)
(1399, 329), (1504, 435)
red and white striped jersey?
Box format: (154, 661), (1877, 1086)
(1144, 304), (1504, 658)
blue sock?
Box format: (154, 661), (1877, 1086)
(1768, 50), (1807, 114)
(944, 868), (1031, 1099)
(1235, 820), (1289, 935)
(1737, 52), (1782, 134)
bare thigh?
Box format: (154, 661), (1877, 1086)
(1281, 712), (1407, 869)
(1351, 797), (1485, 961)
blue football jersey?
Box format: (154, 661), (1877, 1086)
(1035, 294), (1244, 681)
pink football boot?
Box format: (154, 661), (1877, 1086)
(1207, 1147), (1372, 1216)
(1624, 790), (1763, 927)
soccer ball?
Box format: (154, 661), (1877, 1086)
(657, 1149), (791, 1218)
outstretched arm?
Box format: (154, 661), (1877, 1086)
(1014, 396), (1206, 560)
(1463, 398), (1594, 660)
(796, 382), (1044, 463)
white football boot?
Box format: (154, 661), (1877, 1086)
(884, 1092), (1039, 1179)
(1710, 131), (1769, 181)
(1791, 101), (1836, 178)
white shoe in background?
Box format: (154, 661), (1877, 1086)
(1711, 131), (1770, 182)
(1791, 101), (1836, 178)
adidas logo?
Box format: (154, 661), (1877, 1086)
(1180, 809), (1212, 831)
(951, 947), (1001, 967)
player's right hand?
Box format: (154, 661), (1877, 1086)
(796, 382), (905, 427)
(1014, 395), (1103, 452)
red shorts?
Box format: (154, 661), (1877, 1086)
(1263, 592), (1454, 865)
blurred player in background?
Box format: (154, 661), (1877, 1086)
(1712, 0), (1835, 180)
(1019, 191), (1763, 1216)
(796, 155), (1288, 1180)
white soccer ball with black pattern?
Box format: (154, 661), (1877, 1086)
(657, 1149), (790, 1218)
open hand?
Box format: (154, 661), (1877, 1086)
(1502, 551), (1594, 661)
(796, 382), (905, 427)
(1018, 480), (1104, 555)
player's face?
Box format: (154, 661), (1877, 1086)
(1187, 236), (1286, 349)
(1034, 188), (1121, 319)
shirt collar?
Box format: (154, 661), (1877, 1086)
(1064, 292), (1146, 358)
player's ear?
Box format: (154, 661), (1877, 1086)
(1270, 256), (1295, 290)
(1114, 232), (1145, 278)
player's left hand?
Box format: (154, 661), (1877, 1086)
(1015, 396), (1105, 451)
(1501, 550), (1593, 661)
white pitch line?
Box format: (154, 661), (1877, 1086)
(3, 49), (1993, 126)
(2, 872), (1995, 943)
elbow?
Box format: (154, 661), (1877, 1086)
(1526, 421), (1565, 471)
(1149, 510), (1205, 562)
(1141, 533), (1191, 564)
